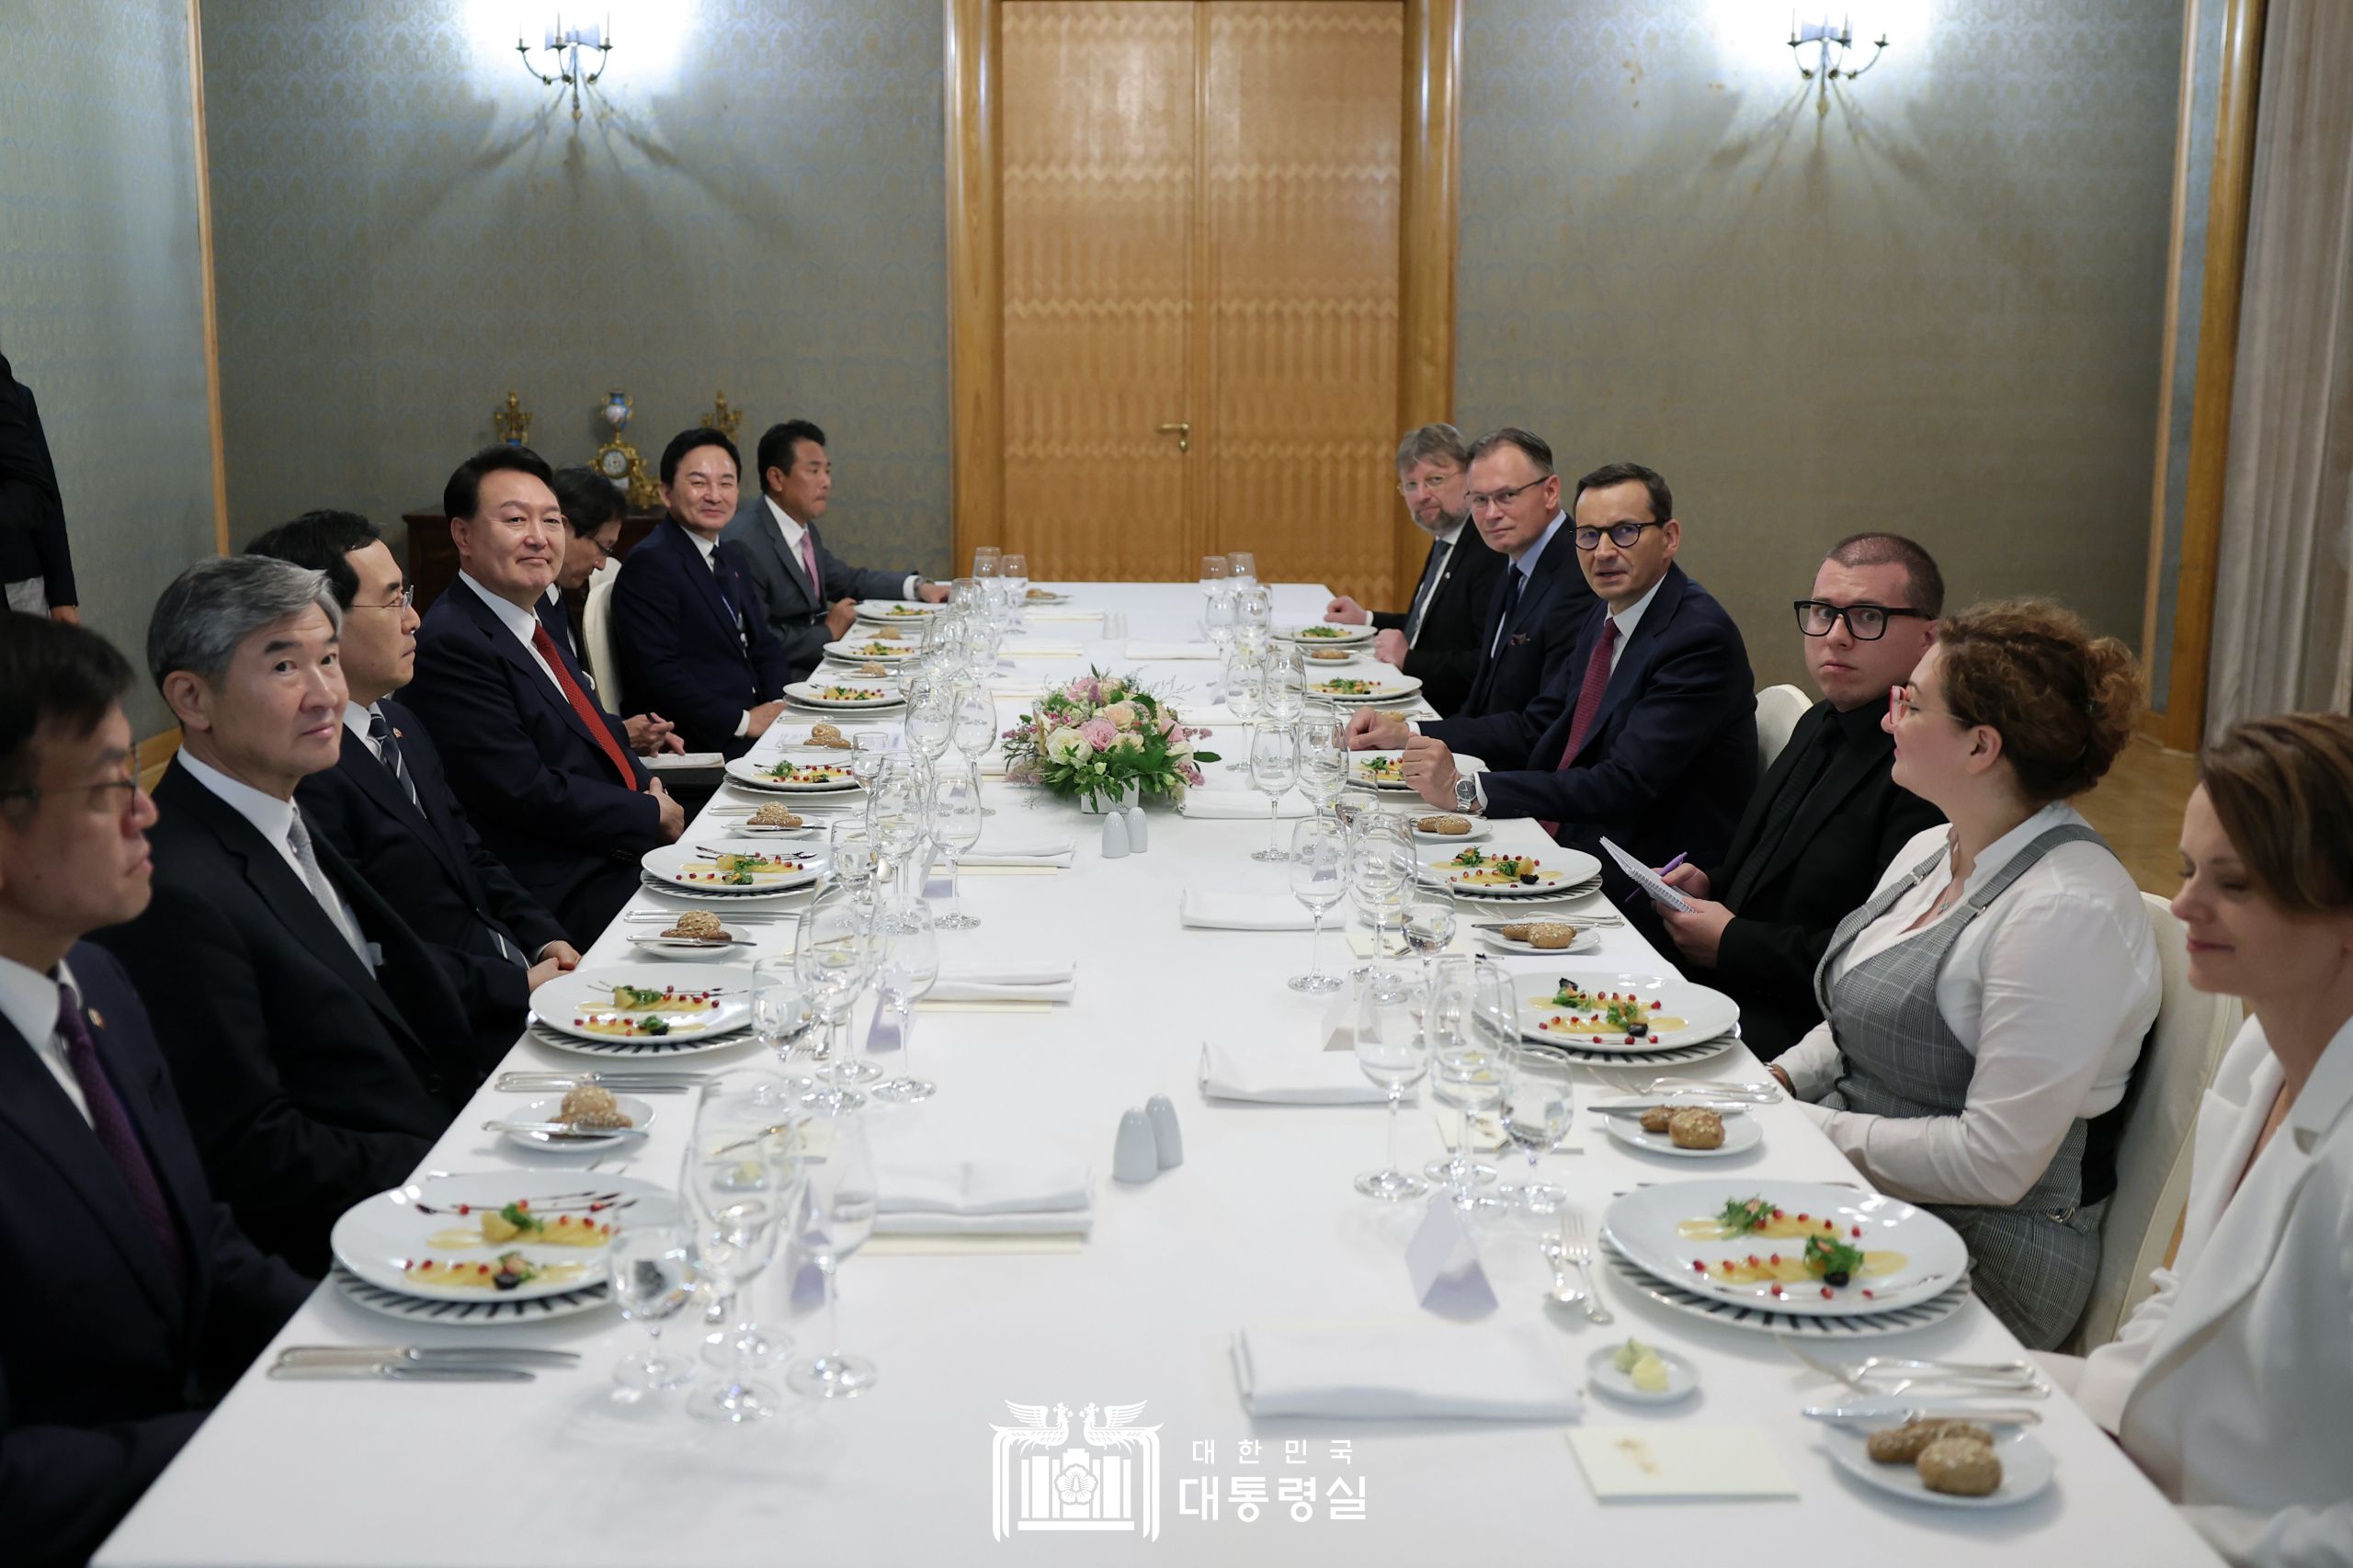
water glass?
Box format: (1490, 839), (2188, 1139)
(865, 763), (932, 892)
(1403, 892), (1459, 971)
(930, 760), (986, 928)
(682, 1072), (804, 1423)
(1262, 656), (1305, 725)
(870, 900), (939, 1104)
(905, 685), (955, 766)
(1000, 553), (1030, 601)
(1247, 723), (1297, 861)
(848, 731), (893, 789)
(751, 955), (818, 1079)
(1287, 818), (1347, 994)
(1227, 551), (1257, 585)
(972, 547), (1001, 581)
(1498, 1042), (1574, 1213)
(788, 1112), (880, 1398)
(1204, 585), (1237, 653)
(1425, 956), (1504, 1207)
(608, 1201), (694, 1398)
(1295, 715), (1348, 819)
(1352, 969), (1430, 1200)
(1222, 653), (1263, 729)
(795, 892), (881, 1110)
(952, 682), (997, 761)
(826, 821), (878, 907)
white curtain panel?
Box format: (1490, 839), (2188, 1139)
(2206, 0), (2353, 737)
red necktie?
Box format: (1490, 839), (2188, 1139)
(531, 622), (639, 790)
(1537, 619), (1618, 837)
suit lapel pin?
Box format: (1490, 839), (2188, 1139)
(87, 1007), (105, 1028)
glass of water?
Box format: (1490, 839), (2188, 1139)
(1287, 817), (1347, 994)
(788, 1111), (880, 1398)
(1247, 723), (1297, 862)
(1352, 968), (1430, 1201)
(609, 1201), (695, 1398)
(1498, 1040), (1574, 1213)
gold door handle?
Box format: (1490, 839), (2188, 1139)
(1155, 421), (1191, 454)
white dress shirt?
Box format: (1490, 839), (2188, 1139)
(174, 748), (373, 966)
(459, 572), (564, 695)
(1779, 800), (2160, 1207)
(342, 699), (382, 760)
(765, 497), (920, 602)
(1403, 518), (1467, 650)
(0, 951), (87, 1125)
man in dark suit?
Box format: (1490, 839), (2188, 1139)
(246, 511), (581, 1062)
(0, 351), (78, 620)
(1653, 534), (1949, 1055)
(541, 465), (681, 756)
(91, 556), (479, 1274)
(611, 426), (801, 758)
(1384, 461), (1758, 915)
(1320, 423), (1506, 715)
(404, 446), (683, 942)
(0, 616), (310, 1567)
(720, 418), (947, 681)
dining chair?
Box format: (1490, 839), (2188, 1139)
(584, 559), (625, 711)
(1754, 683), (1812, 775)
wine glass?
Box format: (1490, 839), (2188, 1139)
(1498, 1040), (1574, 1213)
(1261, 654), (1305, 727)
(1295, 714), (1348, 821)
(1000, 553), (1030, 603)
(1287, 818), (1347, 994)
(904, 684), (955, 767)
(1204, 584), (1238, 654)
(951, 682), (997, 762)
(608, 1198), (694, 1399)
(682, 1072), (804, 1423)
(795, 892), (881, 1111)
(1352, 968), (1429, 1200)
(1348, 813), (1415, 965)
(870, 900), (939, 1104)
(1222, 652), (1263, 732)
(930, 760), (985, 929)
(1227, 551), (1257, 586)
(848, 731), (893, 790)
(1236, 584), (1274, 655)
(865, 761), (932, 893)
(788, 1111), (880, 1398)
(1247, 723), (1297, 862)
(751, 955), (819, 1089)
(826, 820), (878, 909)
(972, 546), (1001, 582)
(1403, 891), (1459, 974)
(1424, 956), (1504, 1207)
(1199, 554), (1229, 596)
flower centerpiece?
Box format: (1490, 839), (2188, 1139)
(1002, 670), (1220, 811)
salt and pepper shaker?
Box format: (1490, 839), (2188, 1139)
(1124, 798), (1149, 852)
(1145, 1093), (1183, 1168)
(1112, 1108), (1159, 1183)
(1100, 808), (1131, 859)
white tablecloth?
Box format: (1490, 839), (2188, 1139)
(97, 582), (2218, 1566)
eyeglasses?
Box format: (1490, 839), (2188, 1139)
(1396, 471), (1463, 498)
(1464, 476), (1552, 511)
(1887, 684), (1962, 726)
(0, 771), (142, 815)
(583, 532), (620, 562)
(357, 585), (416, 612)
(1573, 521), (1662, 551)
(1794, 599), (1927, 641)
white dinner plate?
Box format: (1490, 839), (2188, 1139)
(1308, 674), (1423, 705)
(722, 755), (861, 794)
(1020, 591), (1072, 606)
(1821, 1421), (2056, 1509)
(500, 1094), (654, 1152)
(783, 680), (903, 710)
(531, 962), (756, 1045)
(330, 1171), (669, 1303)
(1525, 1031), (1740, 1069)
(1477, 924), (1601, 957)
(1278, 623), (1377, 646)
(626, 933), (756, 959)
(1603, 1180), (1971, 1318)
(1420, 846), (1604, 898)
(1298, 650), (1370, 669)
(1410, 817), (1492, 845)
(853, 599), (942, 625)
(640, 841), (825, 895)
(1348, 751), (1415, 791)
(1597, 1231), (1974, 1338)
(1519, 969), (1742, 1051)
(821, 636), (924, 664)
(1601, 1109), (1765, 1159)
(1585, 1344), (1699, 1405)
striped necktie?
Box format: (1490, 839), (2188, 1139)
(367, 706), (420, 811)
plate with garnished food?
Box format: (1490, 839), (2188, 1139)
(1602, 1181), (1970, 1318)
(641, 842), (824, 896)
(1349, 751), (1416, 791)
(1411, 813), (1493, 844)
(784, 680), (904, 710)
(852, 599), (943, 624)
(1821, 1415), (2053, 1508)
(1418, 846), (1602, 897)
(723, 755), (861, 794)
(498, 1091), (655, 1152)
(532, 963), (756, 1045)
(821, 637), (924, 665)
(1308, 674), (1423, 705)
(1476, 920), (1599, 957)
(331, 1170), (673, 1303)
(1277, 622), (1378, 646)
(1518, 970), (1739, 1051)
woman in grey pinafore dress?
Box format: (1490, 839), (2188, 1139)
(1766, 601), (2160, 1349)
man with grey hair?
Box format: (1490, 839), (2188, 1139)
(1320, 423), (1505, 714)
(93, 555), (476, 1272)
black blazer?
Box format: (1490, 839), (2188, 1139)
(722, 496), (915, 680)
(404, 576), (662, 941)
(0, 356), (76, 601)
(1458, 523), (1595, 720)
(91, 765), (478, 1272)
(1437, 564), (1756, 910)
(1370, 525), (1506, 715)
(0, 943), (310, 1568)
(611, 517), (796, 756)
(297, 697), (570, 1060)
(1692, 700), (1947, 1058)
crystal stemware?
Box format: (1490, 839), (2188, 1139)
(1287, 817), (1347, 994)
(682, 1072), (804, 1423)
(795, 892), (881, 1109)
(1424, 956), (1505, 1208)
(608, 1199), (694, 1399)
(1247, 723), (1297, 862)
(930, 760), (985, 929)
(1498, 1041), (1574, 1213)
(870, 900), (939, 1103)
(752, 955), (820, 1091)
(788, 1111), (880, 1397)
(1352, 969), (1430, 1200)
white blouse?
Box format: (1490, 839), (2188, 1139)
(1779, 801), (2161, 1208)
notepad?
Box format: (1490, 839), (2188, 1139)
(1566, 1427), (1798, 1501)
(1600, 836), (1693, 914)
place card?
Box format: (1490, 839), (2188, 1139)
(1404, 1194), (1497, 1317)
(1566, 1428), (1799, 1501)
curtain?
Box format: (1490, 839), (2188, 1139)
(2205, 0), (2353, 736)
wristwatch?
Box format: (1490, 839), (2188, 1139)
(1452, 776), (1483, 816)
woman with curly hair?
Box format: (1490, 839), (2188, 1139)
(1766, 598), (2159, 1347)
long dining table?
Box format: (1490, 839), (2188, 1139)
(97, 581), (2222, 1567)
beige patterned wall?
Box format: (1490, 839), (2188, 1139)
(1458, 1), (2184, 688)
(200, 0), (949, 572)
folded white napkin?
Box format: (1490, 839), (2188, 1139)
(1023, 608), (1105, 623)
(1199, 1041), (1392, 1104)
(961, 832), (1078, 867)
(1179, 789), (1313, 821)
(930, 958), (1076, 1003)
(1233, 1321), (1582, 1420)
(999, 642), (1086, 659)
(644, 751), (724, 769)
(1178, 891), (1315, 931)
(875, 1159), (1092, 1235)
(1124, 642), (1222, 660)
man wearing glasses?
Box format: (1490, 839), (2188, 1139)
(1651, 534), (1948, 1055)
(546, 465), (680, 757)
(1319, 423), (1506, 714)
(1373, 460), (1757, 924)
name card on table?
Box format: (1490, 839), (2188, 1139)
(1405, 1194), (1497, 1318)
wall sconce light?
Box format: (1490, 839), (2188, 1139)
(1788, 13), (1889, 116)
(517, 17), (614, 122)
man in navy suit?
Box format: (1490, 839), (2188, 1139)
(720, 418), (946, 681)
(0, 616), (309, 1566)
(402, 447), (683, 942)
(1376, 461), (1757, 914)
(610, 427), (800, 757)
(246, 510), (581, 1062)
(94, 556), (481, 1271)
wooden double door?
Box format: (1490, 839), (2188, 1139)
(951, 0), (1460, 606)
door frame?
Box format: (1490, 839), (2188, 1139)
(944, 0), (1461, 598)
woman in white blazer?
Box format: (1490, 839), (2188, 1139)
(2073, 713), (2353, 1567)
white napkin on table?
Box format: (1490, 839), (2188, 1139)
(930, 958), (1076, 1003)
(1124, 642), (1222, 660)
(1198, 1041), (1389, 1104)
(1178, 891), (1315, 931)
(960, 832), (1077, 867)
(1179, 789), (1313, 821)
(644, 751), (724, 769)
(875, 1159), (1093, 1235)
(1023, 608), (1105, 623)
(1233, 1321), (1582, 1420)
(999, 642), (1086, 659)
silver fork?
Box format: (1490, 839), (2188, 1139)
(1778, 1335), (2045, 1393)
(1557, 1211), (1612, 1324)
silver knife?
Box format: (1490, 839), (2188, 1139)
(483, 1119), (652, 1141)
(277, 1346), (581, 1368)
(268, 1361), (537, 1382)
(1586, 1102), (1749, 1118)
(1802, 1404), (2041, 1426)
